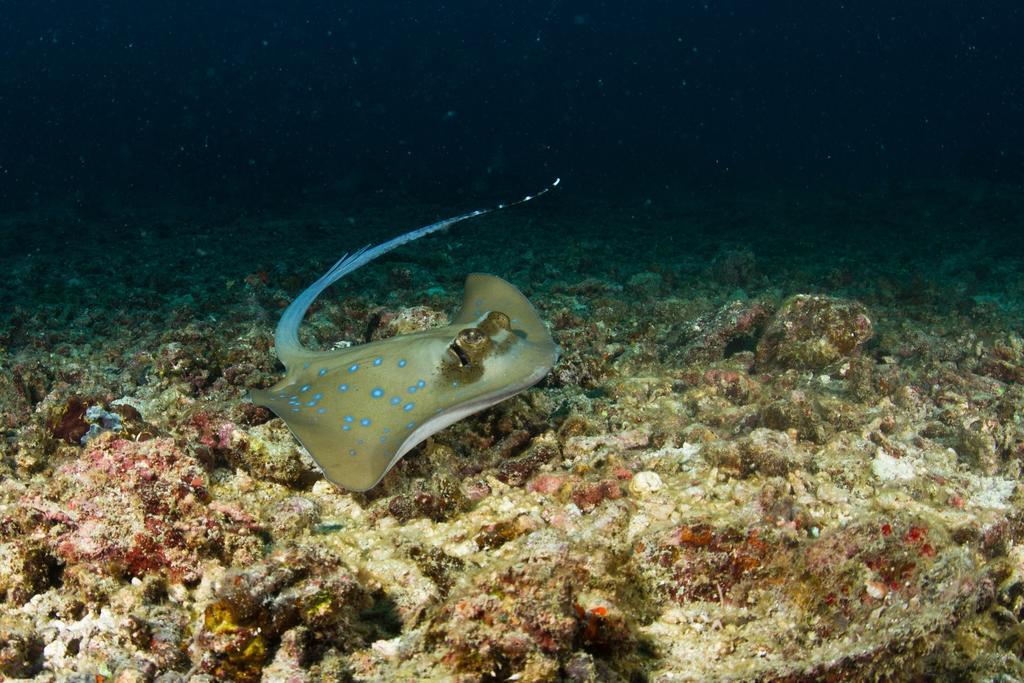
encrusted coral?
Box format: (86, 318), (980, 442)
(192, 546), (370, 681)
(425, 534), (636, 680)
(664, 299), (772, 366)
(756, 294), (874, 370)
(26, 435), (261, 584)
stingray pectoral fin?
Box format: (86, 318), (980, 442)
(249, 340), (450, 491)
(453, 273), (556, 350)
(252, 386), (418, 491)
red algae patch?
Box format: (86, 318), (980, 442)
(633, 523), (776, 605)
(27, 435), (261, 583)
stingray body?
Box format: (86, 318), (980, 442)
(251, 185), (559, 491)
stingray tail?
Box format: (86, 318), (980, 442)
(273, 179), (560, 369)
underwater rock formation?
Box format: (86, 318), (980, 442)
(3, 186), (1024, 680)
(756, 294), (874, 371)
(29, 436), (261, 583)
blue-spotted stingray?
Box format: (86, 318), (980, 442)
(251, 184), (559, 491)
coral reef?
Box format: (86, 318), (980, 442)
(26, 435), (262, 584)
(1, 182), (1024, 680)
(193, 546), (370, 681)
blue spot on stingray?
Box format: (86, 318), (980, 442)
(306, 400), (318, 407)
(403, 402), (415, 412)
(349, 448), (357, 456)
(371, 387), (384, 398)
(316, 407), (327, 414)
(407, 386), (418, 394)
(348, 363), (359, 373)
(342, 424), (351, 431)
(451, 381), (459, 387)
(313, 393), (323, 400)
(416, 379), (426, 389)
(379, 435), (387, 443)
(291, 407), (300, 412)
(300, 384), (311, 393)
(338, 383), (349, 392)
(398, 359), (407, 368)
(390, 397), (401, 406)
(318, 368), (328, 376)
(373, 357), (383, 366)
(406, 421), (416, 429)
(360, 417), (371, 427)
(303, 362), (311, 369)
(344, 415), (354, 423)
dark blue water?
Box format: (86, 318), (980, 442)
(2, 1), (1021, 210)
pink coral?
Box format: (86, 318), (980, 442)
(29, 436), (257, 583)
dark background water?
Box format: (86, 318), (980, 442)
(1, 1), (1022, 210)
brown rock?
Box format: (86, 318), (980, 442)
(756, 294), (873, 371)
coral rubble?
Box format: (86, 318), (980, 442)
(2, 183), (1024, 680)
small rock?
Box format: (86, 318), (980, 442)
(371, 637), (401, 658)
(528, 473), (565, 495)
(264, 496), (321, 536)
(666, 300), (772, 365)
(872, 449), (916, 481)
(756, 294), (873, 371)
(629, 471), (663, 497)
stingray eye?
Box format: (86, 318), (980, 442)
(450, 327), (492, 367)
(479, 310), (511, 335)
(460, 327), (487, 346)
